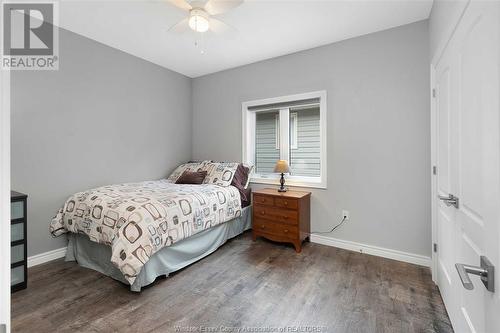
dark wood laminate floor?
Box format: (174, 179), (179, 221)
(12, 232), (453, 333)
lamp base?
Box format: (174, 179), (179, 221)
(278, 173), (287, 192)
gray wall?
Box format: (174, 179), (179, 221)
(429, 0), (468, 59)
(192, 21), (431, 257)
(11, 28), (192, 256)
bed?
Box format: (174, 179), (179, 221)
(50, 161), (253, 291)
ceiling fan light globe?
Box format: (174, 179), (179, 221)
(188, 9), (210, 32)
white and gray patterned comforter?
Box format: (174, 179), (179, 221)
(50, 180), (242, 284)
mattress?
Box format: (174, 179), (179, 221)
(65, 205), (252, 292)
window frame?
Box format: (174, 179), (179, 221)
(242, 90), (327, 189)
(275, 114), (280, 150)
(275, 112), (297, 150)
(290, 112), (298, 150)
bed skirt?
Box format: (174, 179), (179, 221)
(65, 206), (252, 292)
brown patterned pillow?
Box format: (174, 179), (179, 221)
(175, 170), (208, 185)
(231, 164), (249, 188)
(167, 161), (208, 182)
(231, 164), (251, 205)
(243, 164), (254, 189)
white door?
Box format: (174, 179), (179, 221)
(434, 1), (500, 332)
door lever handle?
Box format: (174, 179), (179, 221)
(438, 194), (459, 209)
(455, 256), (495, 292)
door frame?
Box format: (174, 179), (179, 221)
(0, 68), (11, 331)
(430, 63), (437, 283)
(430, 0), (470, 284)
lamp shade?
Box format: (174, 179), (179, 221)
(274, 160), (290, 173)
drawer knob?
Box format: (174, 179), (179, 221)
(260, 225), (265, 229)
(284, 201), (288, 206)
(260, 198), (265, 203)
(283, 215), (288, 219)
(284, 229), (289, 233)
(261, 211), (266, 215)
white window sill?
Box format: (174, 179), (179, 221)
(250, 176), (326, 190)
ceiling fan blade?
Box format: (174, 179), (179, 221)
(166, 0), (192, 12)
(204, 0), (243, 16)
(209, 17), (237, 34)
(167, 18), (190, 33)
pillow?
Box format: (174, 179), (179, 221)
(167, 161), (206, 182)
(231, 164), (250, 203)
(201, 162), (239, 187)
(243, 164), (254, 189)
(232, 163), (254, 187)
(241, 187), (252, 208)
(175, 170), (207, 185)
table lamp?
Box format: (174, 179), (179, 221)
(274, 160), (290, 192)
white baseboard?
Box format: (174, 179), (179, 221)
(310, 234), (431, 267)
(27, 247), (67, 268)
(27, 238), (431, 269)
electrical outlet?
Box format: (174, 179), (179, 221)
(342, 210), (350, 220)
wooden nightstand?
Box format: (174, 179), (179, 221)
(252, 188), (311, 252)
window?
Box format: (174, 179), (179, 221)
(255, 110), (280, 174)
(275, 112), (298, 150)
(242, 91), (327, 189)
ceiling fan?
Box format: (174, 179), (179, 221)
(167, 0), (243, 34)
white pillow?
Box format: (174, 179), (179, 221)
(201, 162), (239, 187)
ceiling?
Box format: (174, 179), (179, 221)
(58, 0), (433, 78)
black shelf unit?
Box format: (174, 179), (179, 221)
(11, 190), (27, 292)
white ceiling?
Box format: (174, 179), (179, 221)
(58, 0), (433, 78)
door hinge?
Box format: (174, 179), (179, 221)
(433, 166), (437, 175)
(432, 88), (436, 98)
(433, 243), (438, 253)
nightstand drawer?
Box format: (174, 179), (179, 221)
(254, 205), (298, 224)
(253, 194), (274, 206)
(11, 265), (25, 286)
(253, 218), (298, 238)
(11, 244), (24, 264)
(11, 223), (24, 242)
(11, 201), (24, 220)
(275, 197), (298, 210)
